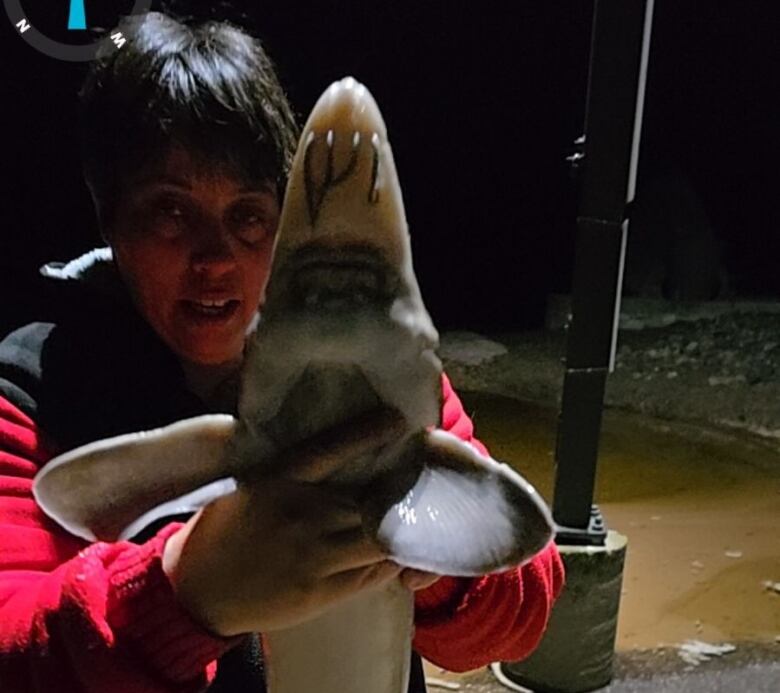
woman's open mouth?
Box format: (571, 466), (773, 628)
(182, 299), (241, 322)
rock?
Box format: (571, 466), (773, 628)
(761, 580), (780, 594)
(425, 678), (461, 690)
(708, 375), (747, 387)
(677, 640), (736, 666)
(647, 347), (671, 359)
(439, 332), (508, 366)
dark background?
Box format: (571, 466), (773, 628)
(1, 1), (778, 336)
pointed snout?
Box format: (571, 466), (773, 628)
(271, 77), (410, 275)
(298, 77), (393, 229)
(307, 76), (388, 141)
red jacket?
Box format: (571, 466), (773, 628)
(0, 373), (564, 692)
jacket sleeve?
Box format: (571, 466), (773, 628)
(0, 395), (240, 692)
(412, 374), (565, 672)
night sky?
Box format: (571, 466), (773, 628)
(1, 1), (778, 337)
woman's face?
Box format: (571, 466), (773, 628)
(109, 147), (280, 367)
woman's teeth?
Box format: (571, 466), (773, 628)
(189, 299), (236, 316)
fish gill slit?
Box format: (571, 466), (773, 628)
(329, 130), (360, 186)
(369, 132), (381, 204)
(303, 130), (324, 227)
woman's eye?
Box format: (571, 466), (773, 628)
(163, 204), (183, 217)
(156, 201), (184, 220)
(230, 208), (273, 243)
(150, 201), (186, 237)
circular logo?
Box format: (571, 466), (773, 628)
(5, 0), (153, 62)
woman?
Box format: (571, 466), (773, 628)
(0, 11), (564, 692)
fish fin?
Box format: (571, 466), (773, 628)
(377, 430), (554, 576)
(33, 414), (236, 542)
(117, 477), (238, 541)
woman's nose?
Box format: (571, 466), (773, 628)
(190, 227), (237, 276)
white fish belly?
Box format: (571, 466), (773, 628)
(262, 580), (413, 693)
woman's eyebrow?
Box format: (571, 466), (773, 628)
(238, 181), (275, 195)
(133, 175), (193, 191)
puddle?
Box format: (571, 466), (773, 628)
(458, 391), (780, 651)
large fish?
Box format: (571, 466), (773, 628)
(33, 77), (554, 692)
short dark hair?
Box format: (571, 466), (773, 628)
(80, 11), (299, 230)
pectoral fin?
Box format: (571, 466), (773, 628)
(377, 430), (554, 576)
(33, 414), (237, 542)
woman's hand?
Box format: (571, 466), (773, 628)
(162, 408), (412, 636)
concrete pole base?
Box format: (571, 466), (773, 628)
(497, 530), (628, 693)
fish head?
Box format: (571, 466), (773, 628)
(262, 77), (430, 338)
(236, 77), (442, 445)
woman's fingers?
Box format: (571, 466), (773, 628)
(324, 560), (403, 598)
(318, 527), (388, 575)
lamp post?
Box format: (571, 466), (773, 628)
(498, 1), (655, 691)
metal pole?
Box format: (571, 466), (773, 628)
(499, 7), (654, 689)
(553, 0), (655, 544)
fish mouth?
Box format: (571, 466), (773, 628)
(287, 245), (399, 310)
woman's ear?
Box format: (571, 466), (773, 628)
(84, 176), (115, 246)
(98, 220), (117, 257)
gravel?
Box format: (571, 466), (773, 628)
(440, 311), (780, 446)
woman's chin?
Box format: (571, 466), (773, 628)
(179, 343), (244, 368)
(166, 328), (245, 368)
(165, 309), (249, 366)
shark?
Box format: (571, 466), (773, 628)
(33, 77), (554, 693)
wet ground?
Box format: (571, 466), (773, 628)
(422, 391), (780, 691)
(425, 644), (780, 692)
